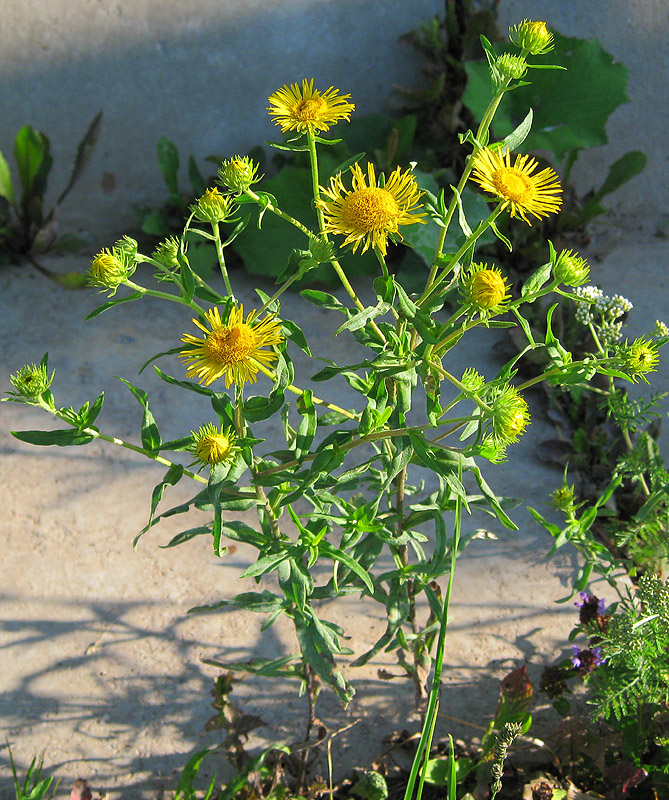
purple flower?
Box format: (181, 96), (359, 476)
(572, 645), (605, 675)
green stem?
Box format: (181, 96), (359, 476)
(305, 129), (386, 344)
(125, 280), (206, 315)
(404, 483), (463, 800)
(38, 400), (211, 485)
(212, 222), (235, 298)
(422, 88), (507, 291)
(417, 206), (504, 310)
(252, 361), (359, 420)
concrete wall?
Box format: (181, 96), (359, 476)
(1, 0), (667, 246)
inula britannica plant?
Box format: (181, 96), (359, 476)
(5, 19), (667, 800)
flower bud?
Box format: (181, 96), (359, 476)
(218, 156), (261, 193)
(487, 384), (530, 444)
(10, 362), (54, 399)
(553, 249), (590, 286)
(188, 423), (238, 469)
(494, 53), (528, 82)
(87, 246), (136, 294)
(191, 187), (237, 224)
(461, 264), (511, 312)
(509, 19), (554, 55)
(620, 337), (659, 382)
(152, 236), (181, 270)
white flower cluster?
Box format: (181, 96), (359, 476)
(573, 285), (633, 346)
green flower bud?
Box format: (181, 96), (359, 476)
(218, 156), (261, 193)
(191, 187), (237, 224)
(553, 249), (590, 286)
(10, 362), (54, 399)
(153, 236), (181, 270)
(509, 19), (554, 55)
(494, 53), (528, 81)
(487, 384), (530, 445)
(87, 245), (136, 294)
(620, 337), (659, 382)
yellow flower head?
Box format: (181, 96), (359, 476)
(188, 422), (238, 470)
(509, 19), (554, 55)
(470, 147), (562, 225)
(218, 156), (261, 193)
(267, 78), (355, 135)
(87, 240), (137, 294)
(461, 263), (511, 312)
(621, 338), (659, 382)
(317, 162), (426, 256)
(180, 304), (284, 388)
(553, 249), (590, 287)
(488, 384), (530, 445)
(191, 187), (237, 224)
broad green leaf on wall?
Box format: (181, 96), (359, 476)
(402, 170), (492, 267)
(232, 166), (377, 284)
(464, 32), (630, 162)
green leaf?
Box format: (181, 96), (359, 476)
(11, 428), (95, 446)
(134, 463), (184, 548)
(0, 150), (14, 202)
(117, 377), (162, 453)
(521, 261), (553, 298)
(188, 155), (206, 196)
(294, 611), (353, 703)
(465, 32), (631, 161)
(84, 290), (143, 320)
(157, 136), (181, 198)
(15, 125), (51, 200)
(295, 389), (316, 460)
(568, 150), (647, 226)
(318, 540), (374, 594)
(53, 110), (103, 209)
(499, 108), (533, 152)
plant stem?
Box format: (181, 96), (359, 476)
(212, 222), (235, 298)
(252, 361), (359, 420)
(38, 400), (212, 485)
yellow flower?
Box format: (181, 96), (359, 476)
(218, 156), (261, 193)
(267, 78), (355, 135)
(317, 162), (426, 256)
(461, 263), (511, 312)
(509, 20), (554, 55)
(191, 187), (237, 224)
(180, 305), (284, 388)
(471, 147), (562, 225)
(188, 422), (238, 470)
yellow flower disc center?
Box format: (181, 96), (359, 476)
(294, 97), (328, 121)
(492, 168), (532, 203)
(205, 323), (257, 365)
(341, 187), (400, 232)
